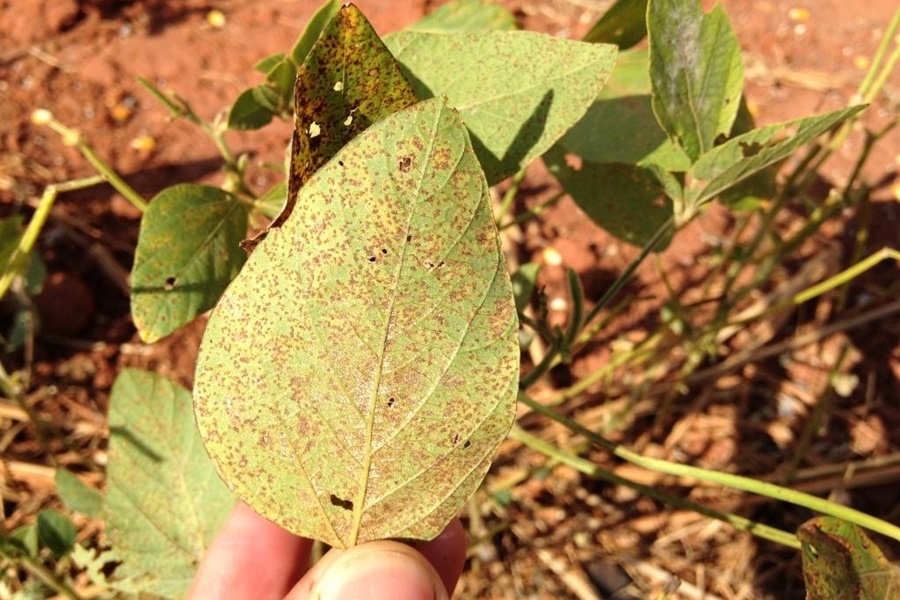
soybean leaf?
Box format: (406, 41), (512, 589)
(386, 31), (617, 184)
(3, 525), (38, 558)
(106, 369), (235, 599)
(648, 0), (743, 161)
(245, 3), (419, 251)
(131, 184), (248, 343)
(511, 262), (541, 314)
(544, 149), (673, 248)
(254, 52), (286, 74)
(36, 510), (76, 559)
(55, 469), (104, 518)
(194, 97), (520, 549)
(228, 88), (275, 130)
(253, 181), (288, 220)
(555, 48), (690, 171)
(582, 0), (648, 49)
(410, 0), (517, 32)
(687, 105), (866, 206)
(289, 0), (342, 65)
(799, 516), (900, 599)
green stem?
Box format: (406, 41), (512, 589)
(0, 176), (105, 300)
(43, 119), (146, 212)
(517, 393), (900, 543)
(19, 556), (84, 600)
(509, 426), (800, 549)
(577, 216), (674, 345)
(495, 168), (526, 227)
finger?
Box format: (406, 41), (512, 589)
(188, 501), (313, 600)
(288, 518), (466, 600)
(411, 517), (467, 596)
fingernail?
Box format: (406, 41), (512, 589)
(313, 549), (447, 600)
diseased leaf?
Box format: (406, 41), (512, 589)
(194, 97), (519, 549)
(555, 48), (690, 171)
(55, 469), (103, 518)
(544, 149), (673, 248)
(648, 0), (743, 161)
(386, 31), (617, 184)
(106, 369), (236, 599)
(582, 0), (648, 49)
(36, 510), (76, 559)
(131, 184), (248, 343)
(799, 516), (900, 600)
(687, 106), (865, 206)
(245, 4), (419, 251)
(410, 0), (517, 32)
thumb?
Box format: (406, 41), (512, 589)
(291, 541), (449, 600)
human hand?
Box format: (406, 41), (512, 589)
(188, 502), (466, 600)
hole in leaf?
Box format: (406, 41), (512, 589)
(164, 277), (177, 291)
(406, 235), (412, 243)
(739, 141), (763, 157)
(437, 261), (445, 268)
(381, 248), (388, 255)
(338, 160), (345, 167)
(464, 440), (472, 449)
(367, 256), (376, 263)
(398, 156), (413, 173)
(329, 494), (353, 511)
(451, 432), (460, 445)
(387, 397), (396, 408)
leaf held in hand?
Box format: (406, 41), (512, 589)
(194, 97), (519, 549)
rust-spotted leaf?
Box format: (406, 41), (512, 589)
(194, 97), (519, 548)
(245, 3), (418, 250)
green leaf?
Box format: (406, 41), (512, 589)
(106, 369), (236, 599)
(555, 48), (690, 171)
(544, 150), (673, 248)
(227, 88), (275, 130)
(245, 3), (419, 251)
(253, 181), (288, 220)
(131, 184), (248, 343)
(289, 0), (342, 65)
(3, 525), (38, 558)
(687, 106), (866, 206)
(799, 516), (900, 599)
(648, 0), (743, 161)
(55, 469), (103, 518)
(194, 97), (520, 549)
(253, 52), (286, 74)
(582, 0), (648, 49)
(36, 510), (76, 559)
(511, 262), (540, 314)
(386, 31), (617, 184)
(409, 0), (517, 32)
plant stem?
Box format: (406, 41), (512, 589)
(517, 393), (900, 543)
(19, 556), (85, 600)
(41, 116), (147, 212)
(0, 176), (105, 300)
(509, 426), (800, 548)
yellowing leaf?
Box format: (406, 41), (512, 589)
(194, 97), (520, 548)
